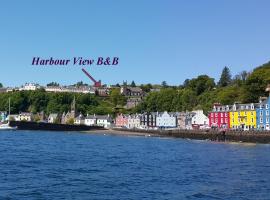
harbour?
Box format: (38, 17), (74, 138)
(0, 130), (269, 199)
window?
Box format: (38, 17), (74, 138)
(260, 118), (263, 123)
(267, 118), (269, 123)
(215, 113), (218, 117)
(221, 119), (223, 123)
(266, 104), (269, 109)
(266, 110), (269, 116)
(225, 113), (227, 117)
(244, 112), (247, 115)
(221, 113), (223, 117)
(251, 118), (253, 123)
(225, 119), (228, 123)
(260, 111), (263, 116)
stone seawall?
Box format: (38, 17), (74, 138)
(9, 121), (106, 132)
(112, 128), (270, 144)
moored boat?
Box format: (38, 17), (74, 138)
(0, 123), (17, 130)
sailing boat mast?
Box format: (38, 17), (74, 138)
(8, 97), (10, 116)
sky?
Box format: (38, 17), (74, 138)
(0, 0), (270, 87)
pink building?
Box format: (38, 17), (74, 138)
(208, 103), (230, 129)
(115, 114), (128, 127)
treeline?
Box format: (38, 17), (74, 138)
(134, 61), (270, 114)
(0, 90), (116, 115)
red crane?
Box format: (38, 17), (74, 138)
(81, 68), (102, 87)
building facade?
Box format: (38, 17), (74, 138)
(191, 110), (209, 128)
(230, 103), (257, 130)
(140, 112), (157, 128)
(208, 103), (230, 129)
(127, 114), (141, 129)
(84, 115), (97, 126)
(156, 111), (177, 128)
(96, 115), (113, 128)
(256, 97), (270, 130)
(115, 114), (128, 127)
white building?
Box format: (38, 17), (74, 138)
(156, 111), (177, 128)
(191, 110), (209, 127)
(96, 115), (113, 128)
(18, 112), (33, 121)
(48, 113), (59, 123)
(127, 114), (141, 129)
(84, 114), (97, 126)
(20, 83), (41, 91)
(45, 86), (96, 94)
(74, 114), (85, 125)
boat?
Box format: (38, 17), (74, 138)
(0, 123), (17, 130)
(0, 98), (17, 130)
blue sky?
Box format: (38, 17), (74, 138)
(0, 0), (270, 87)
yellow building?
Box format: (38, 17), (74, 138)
(229, 103), (257, 130)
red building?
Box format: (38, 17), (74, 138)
(115, 114), (128, 127)
(208, 103), (230, 129)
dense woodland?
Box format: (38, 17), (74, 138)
(0, 61), (270, 116)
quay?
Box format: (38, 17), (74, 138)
(112, 128), (270, 144)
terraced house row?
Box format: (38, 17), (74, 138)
(209, 95), (270, 131)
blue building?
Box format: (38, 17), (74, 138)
(256, 96), (270, 130)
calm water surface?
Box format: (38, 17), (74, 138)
(0, 130), (269, 200)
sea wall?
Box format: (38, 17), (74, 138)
(112, 128), (270, 143)
(9, 121), (105, 132)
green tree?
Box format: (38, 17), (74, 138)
(0, 83), (3, 88)
(130, 81), (136, 87)
(110, 88), (126, 107)
(188, 75), (215, 95)
(242, 62), (270, 102)
(161, 81), (168, 88)
(66, 118), (74, 125)
(47, 82), (59, 86)
(218, 66), (232, 87)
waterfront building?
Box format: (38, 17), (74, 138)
(84, 114), (97, 126)
(115, 114), (128, 127)
(18, 112), (33, 121)
(156, 111), (177, 129)
(208, 103), (230, 129)
(175, 112), (196, 129)
(256, 96), (270, 130)
(96, 115), (113, 128)
(74, 114), (85, 125)
(140, 112), (157, 128)
(48, 113), (60, 123)
(191, 110), (209, 129)
(127, 114), (141, 129)
(230, 103), (257, 130)
(185, 112), (196, 130)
